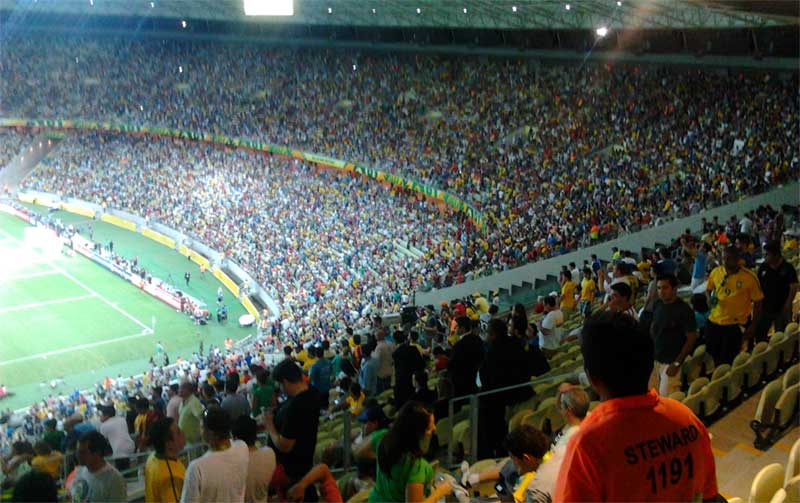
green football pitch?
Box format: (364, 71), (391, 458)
(0, 205), (252, 411)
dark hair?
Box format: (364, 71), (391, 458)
(656, 274), (678, 288)
(764, 240), (781, 255)
(544, 296), (556, 308)
(488, 318), (507, 340)
(394, 331), (408, 344)
(256, 368), (270, 384)
(12, 441), (34, 456)
(353, 334), (361, 345)
(350, 382), (362, 395)
(581, 312), (653, 398)
(413, 370), (428, 389)
(79, 430), (112, 456)
(489, 304), (499, 315)
(455, 316), (472, 332)
(169, 383), (179, 393)
(203, 406), (231, 436)
(377, 401), (432, 475)
(149, 417), (176, 456)
(724, 245), (740, 257)
(562, 270), (572, 280)
(225, 377), (239, 393)
(609, 282), (633, 302)
(12, 470), (58, 503)
(504, 425), (549, 460)
(283, 346), (293, 356)
(272, 358), (303, 383)
(137, 397), (150, 412)
(690, 293), (709, 313)
(232, 415), (258, 446)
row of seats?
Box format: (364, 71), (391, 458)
(751, 364), (800, 450)
(727, 438), (800, 503)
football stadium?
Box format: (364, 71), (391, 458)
(0, 0), (798, 501)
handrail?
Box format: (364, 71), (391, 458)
(445, 370), (580, 466)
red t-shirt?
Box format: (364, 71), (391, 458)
(553, 390), (717, 502)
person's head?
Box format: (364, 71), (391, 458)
(723, 245), (741, 273)
(283, 345), (293, 357)
(33, 440), (52, 457)
(12, 470), (58, 503)
(272, 358), (305, 396)
(412, 369), (428, 391)
(543, 295), (557, 311)
(377, 401), (434, 475)
(352, 334), (361, 346)
(349, 381), (362, 397)
(764, 240), (783, 266)
(12, 440), (34, 457)
(98, 404), (115, 422)
(455, 316), (472, 336)
(656, 274), (679, 303)
(569, 262), (576, 269)
(561, 270), (572, 281)
(358, 406), (391, 435)
(256, 368), (270, 385)
(581, 312), (654, 400)
(169, 383), (179, 396)
(225, 378), (239, 394)
(202, 406), (231, 446)
(489, 304), (499, 315)
(394, 330), (408, 345)
(504, 425), (550, 475)
(44, 418), (57, 431)
(513, 303), (526, 317)
(179, 381), (195, 399)
(583, 268), (592, 279)
(149, 417), (185, 458)
(691, 293), (709, 314)
(607, 282), (633, 312)
(77, 431), (112, 472)
(137, 397), (150, 414)
(232, 415), (258, 447)
(556, 385), (590, 426)
(487, 318), (507, 342)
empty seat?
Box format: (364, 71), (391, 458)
(786, 438), (800, 486)
(773, 383), (799, 429)
(681, 354), (704, 389)
(732, 351), (752, 391)
(522, 407), (549, 431)
(746, 344), (770, 389)
(435, 417), (453, 447)
(784, 365), (800, 390)
(770, 488), (786, 503)
(763, 346), (783, 378)
(749, 463), (785, 503)
(750, 379), (785, 448)
(784, 474), (800, 503)
(694, 344), (716, 376)
(509, 409), (533, 431)
(702, 372), (727, 416)
(452, 419), (471, 454)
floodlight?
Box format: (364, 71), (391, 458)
(416, 7), (421, 14)
(243, 0), (294, 16)
(596, 26), (608, 37)
(565, 4), (571, 10)
(512, 5), (517, 12)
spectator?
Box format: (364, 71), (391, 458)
(410, 370), (436, 408)
(180, 407), (249, 503)
(646, 275), (697, 396)
(221, 377), (251, 422)
(309, 346), (334, 410)
(392, 331), (426, 408)
(606, 281), (638, 321)
(536, 296), (564, 357)
(42, 418), (64, 453)
(553, 312), (719, 502)
(11, 470), (58, 503)
(560, 270), (577, 313)
(97, 404), (135, 470)
(447, 317), (484, 397)
(578, 268), (596, 318)
(373, 331), (395, 394)
(526, 385), (590, 500)
(30, 440), (62, 480)
(1, 441), (33, 491)
(691, 242), (712, 291)
(250, 368), (275, 417)
(145, 417), (186, 503)
(358, 345), (379, 398)
(691, 293), (711, 347)
(70, 431), (127, 503)
(165, 384), (182, 420)
(368, 401), (452, 503)
(352, 406), (392, 463)
(178, 382), (204, 445)
(232, 416), (275, 503)
(755, 240), (798, 342)
(265, 359), (320, 502)
(705, 245), (764, 365)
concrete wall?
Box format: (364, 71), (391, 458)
(416, 183), (800, 306)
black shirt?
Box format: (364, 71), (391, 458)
(271, 387), (320, 479)
(758, 260), (798, 314)
(448, 333), (485, 396)
(650, 299), (696, 363)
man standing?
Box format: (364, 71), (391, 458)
(756, 240), (798, 343)
(221, 378), (251, 422)
(373, 331), (395, 394)
(309, 346), (333, 409)
(264, 359), (320, 502)
(70, 431), (127, 503)
(178, 382), (204, 445)
(180, 407), (249, 503)
(97, 405), (135, 470)
(706, 245), (763, 365)
(184, 271), (190, 286)
(536, 296), (564, 357)
(646, 275), (697, 396)
(606, 282), (638, 320)
(358, 345), (379, 397)
(559, 270), (577, 313)
(145, 418), (186, 503)
(553, 312), (720, 502)
(448, 316), (485, 397)
(233, 416), (276, 503)
(165, 384), (182, 420)
(391, 331), (425, 408)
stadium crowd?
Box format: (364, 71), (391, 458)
(0, 128), (35, 169)
(1, 34), (799, 502)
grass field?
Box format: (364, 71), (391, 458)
(0, 206), (251, 410)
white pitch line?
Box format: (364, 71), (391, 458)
(0, 228), (151, 332)
(0, 293), (96, 314)
(1, 270), (61, 282)
(0, 329), (154, 367)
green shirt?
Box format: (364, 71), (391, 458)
(368, 430), (433, 503)
(251, 381), (275, 416)
(178, 394), (204, 444)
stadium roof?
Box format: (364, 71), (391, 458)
(1, 0), (797, 30)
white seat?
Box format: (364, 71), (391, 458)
(786, 438), (800, 487)
(749, 463), (785, 503)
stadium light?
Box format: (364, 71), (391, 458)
(512, 5), (517, 12)
(179, 65), (183, 73)
(150, 2), (155, 7)
(327, 7), (332, 13)
(372, 8), (376, 14)
(617, 1), (622, 5)
(243, 0), (293, 16)
(181, 20), (187, 28)
(89, 0), (93, 6)
(596, 26), (608, 37)
(463, 7), (467, 14)
(139, 104), (144, 111)
(416, 7), (421, 14)
(352, 64), (357, 71)
(565, 4), (571, 10)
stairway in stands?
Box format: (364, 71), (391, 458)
(0, 133), (61, 191)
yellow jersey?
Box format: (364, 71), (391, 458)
(580, 279), (596, 302)
(707, 266), (764, 325)
(144, 453), (185, 503)
(561, 281), (577, 309)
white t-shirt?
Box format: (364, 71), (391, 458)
(539, 309), (564, 350)
(70, 463), (127, 503)
(245, 447), (276, 503)
(98, 416), (134, 458)
(181, 440), (249, 503)
(525, 425), (580, 502)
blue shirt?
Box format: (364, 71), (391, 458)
(310, 358), (333, 393)
(692, 251), (708, 279)
(359, 357), (379, 396)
